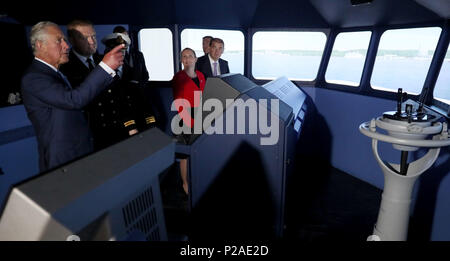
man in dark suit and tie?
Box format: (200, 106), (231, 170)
(59, 19), (102, 88)
(195, 38), (230, 78)
(21, 21), (124, 172)
(81, 31), (157, 151)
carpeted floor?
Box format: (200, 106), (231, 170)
(160, 163), (382, 241)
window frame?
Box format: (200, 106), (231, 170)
(432, 39), (450, 107)
(137, 26), (176, 82)
(248, 28), (330, 86)
(324, 30), (372, 87)
(134, 23), (448, 115)
(369, 26), (443, 96)
(179, 27), (246, 75)
(250, 23), (448, 115)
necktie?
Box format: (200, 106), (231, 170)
(116, 66), (123, 78)
(213, 62), (218, 76)
(86, 58), (95, 71)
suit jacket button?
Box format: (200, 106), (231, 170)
(98, 102), (102, 106)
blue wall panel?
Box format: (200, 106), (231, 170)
(0, 105), (39, 209)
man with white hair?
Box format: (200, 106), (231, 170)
(21, 21), (124, 172)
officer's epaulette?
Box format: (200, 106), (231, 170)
(145, 116), (156, 124)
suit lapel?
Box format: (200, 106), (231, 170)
(219, 59), (228, 74)
(69, 50), (90, 74)
(93, 52), (103, 64)
(32, 59), (73, 89)
(219, 59), (224, 74)
(57, 71), (72, 89)
(205, 56), (213, 77)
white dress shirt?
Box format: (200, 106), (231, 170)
(35, 55), (116, 78)
(35, 57), (58, 72)
(72, 50), (116, 77)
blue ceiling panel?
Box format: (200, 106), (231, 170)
(251, 0), (329, 28)
(1, 0), (449, 28)
(174, 0), (259, 28)
(311, 0), (444, 28)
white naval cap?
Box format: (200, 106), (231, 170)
(101, 32), (131, 46)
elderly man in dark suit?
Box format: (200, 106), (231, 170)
(77, 31), (157, 151)
(21, 21), (124, 172)
(195, 37), (230, 78)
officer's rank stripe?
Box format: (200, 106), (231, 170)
(146, 116), (156, 124)
(124, 120), (136, 127)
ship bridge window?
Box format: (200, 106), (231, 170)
(252, 31), (327, 81)
(180, 29), (244, 74)
(325, 31), (371, 87)
(434, 43), (450, 104)
(139, 28), (174, 81)
(371, 27), (442, 94)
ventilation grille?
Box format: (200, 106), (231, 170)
(121, 187), (160, 241)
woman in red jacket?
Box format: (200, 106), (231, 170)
(172, 47), (206, 195)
